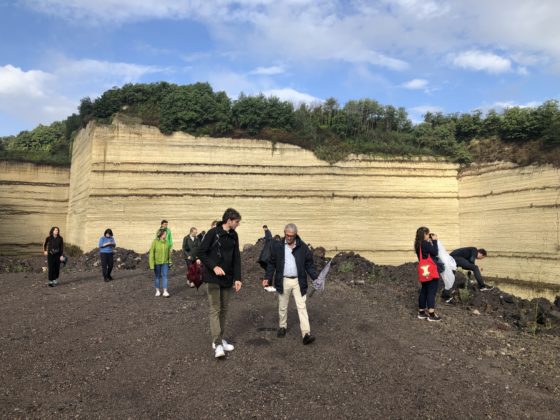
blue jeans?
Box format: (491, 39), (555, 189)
(154, 264), (169, 289)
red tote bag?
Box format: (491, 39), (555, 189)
(417, 249), (439, 283)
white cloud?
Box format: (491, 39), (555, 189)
(249, 66), (286, 76)
(0, 65), (52, 98)
(410, 105), (443, 115)
(56, 58), (164, 83)
(0, 65), (74, 127)
(261, 88), (321, 104)
(409, 105), (444, 124)
(389, 0), (450, 19)
(21, 0), (560, 74)
(483, 100), (541, 112)
(0, 59), (167, 129)
(203, 69), (320, 104)
(401, 78), (429, 90)
(450, 50), (512, 74)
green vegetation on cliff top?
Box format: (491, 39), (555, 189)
(1, 82), (559, 166)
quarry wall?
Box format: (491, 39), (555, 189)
(0, 161), (69, 254)
(2, 119), (558, 284)
(65, 119), (461, 266)
(458, 163), (560, 285)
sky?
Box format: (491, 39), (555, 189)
(1, 0), (560, 136)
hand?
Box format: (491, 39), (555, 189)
(187, 256), (192, 260)
(59, 256), (65, 262)
(234, 281), (242, 292)
(430, 233), (438, 241)
(213, 266), (226, 276)
(43, 251), (47, 256)
(196, 259), (201, 265)
(262, 279), (269, 287)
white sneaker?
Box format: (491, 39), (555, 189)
(264, 286), (277, 292)
(221, 339), (234, 352)
(212, 339), (235, 352)
(214, 344), (225, 358)
(155, 289), (161, 297)
(163, 290), (170, 297)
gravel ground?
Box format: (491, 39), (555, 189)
(1, 247), (559, 419)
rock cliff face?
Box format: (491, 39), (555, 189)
(458, 163), (560, 284)
(2, 119), (558, 284)
(0, 161), (69, 254)
(66, 119), (461, 265)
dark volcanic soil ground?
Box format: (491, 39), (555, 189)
(1, 246), (560, 419)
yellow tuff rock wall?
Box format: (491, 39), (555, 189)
(458, 164), (560, 285)
(0, 161), (69, 254)
(65, 119), (460, 265)
(2, 120), (558, 285)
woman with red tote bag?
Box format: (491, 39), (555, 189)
(414, 227), (442, 322)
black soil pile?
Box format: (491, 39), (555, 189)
(74, 248), (146, 271)
(375, 263), (560, 335)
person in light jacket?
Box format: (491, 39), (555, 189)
(99, 228), (116, 282)
(149, 228), (173, 297)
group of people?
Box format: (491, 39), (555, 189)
(414, 226), (492, 322)
(42, 216), (492, 358)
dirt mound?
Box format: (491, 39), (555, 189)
(376, 262), (560, 335)
(0, 255), (45, 273)
(72, 248), (146, 271)
(319, 251), (375, 285)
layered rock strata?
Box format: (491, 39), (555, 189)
(458, 163), (560, 285)
(2, 119), (558, 285)
(0, 161), (69, 254)
(66, 120), (461, 265)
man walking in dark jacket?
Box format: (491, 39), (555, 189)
(199, 208), (243, 359)
(450, 247), (493, 291)
(264, 223), (319, 345)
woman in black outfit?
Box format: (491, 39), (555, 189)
(43, 227), (64, 287)
(414, 226), (441, 322)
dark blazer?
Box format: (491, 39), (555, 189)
(265, 236), (318, 296)
(198, 223), (241, 288)
(450, 247), (478, 264)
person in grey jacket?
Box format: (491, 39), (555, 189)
(450, 247), (492, 291)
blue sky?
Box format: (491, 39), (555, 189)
(1, 0), (560, 136)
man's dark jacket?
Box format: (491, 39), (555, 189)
(450, 247), (478, 264)
(265, 235), (318, 296)
(198, 223), (241, 288)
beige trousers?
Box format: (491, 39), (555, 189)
(278, 277), (310, 337)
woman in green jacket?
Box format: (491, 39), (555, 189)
(149, 229), (172, 297)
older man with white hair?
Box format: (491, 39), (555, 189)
(264, 223), (319, 345)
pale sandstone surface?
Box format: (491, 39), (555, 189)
(67, 120), (460, 265)
(2, 119), (558, 285)
(458, 163), (560, 285)
(0, 161), (69, 254)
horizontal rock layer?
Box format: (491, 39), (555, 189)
(0, 161), (69, 254)
(2, 119), (558, 285)
(459, 163), (560, 285)
(66, 120), (461, 267)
